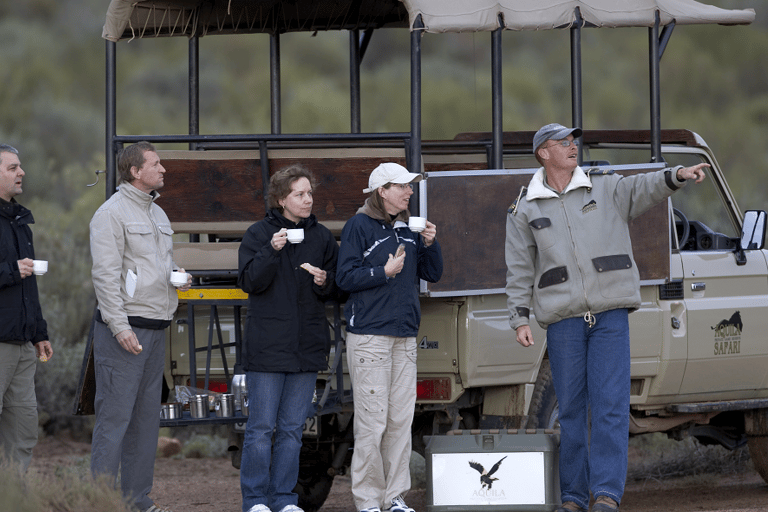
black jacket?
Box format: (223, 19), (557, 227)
(0, 198), (48, 344)
(237, 209), (339, 373)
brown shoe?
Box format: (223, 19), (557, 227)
(592, 496), (619, 511)
(557, 502), (587, 512)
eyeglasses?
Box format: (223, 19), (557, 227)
(392, 183), (414, 190)
(545, 139), (579, 148)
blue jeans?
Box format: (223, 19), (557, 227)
(241, 371), (316, 512)
(546, 309), (630, 509)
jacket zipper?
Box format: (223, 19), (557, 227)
(560, 196), (593, 326)
(147, 200), (172, 315)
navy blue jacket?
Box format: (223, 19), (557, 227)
(0, 198), (48, 344)
(238, 209), (339, 373)
(336, 208), (442, 337)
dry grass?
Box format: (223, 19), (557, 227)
(627, 433), (753, 485)
(1, 457), (135, 512)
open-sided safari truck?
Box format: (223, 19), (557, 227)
(75, 1), (768, 510)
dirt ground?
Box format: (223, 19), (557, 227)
(30, 435), (768, 512)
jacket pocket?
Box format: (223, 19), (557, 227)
(538, 266), (568, 289)
(593, 254), (637, 299)
(535, 266), (571, 314)
(157, 223), (175, 255)
(529, 217), (556, 251)
(592, 254), (633, 272)
(349, 334), (386, 414)
(125, 222), (154, 255)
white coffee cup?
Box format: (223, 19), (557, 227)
(286, 228), (305, 244)
(408, 216), (427, 233)
(33, 260), (48, 276)
(170, 271), (189, 287)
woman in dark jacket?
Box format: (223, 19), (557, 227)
(336, 162), (442, 512)
(238, 165), (339, 512)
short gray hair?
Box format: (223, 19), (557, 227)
(0, 144), (19, 165)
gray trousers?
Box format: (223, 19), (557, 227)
(90, 322), (165, 512)
(0, 342), (38, 472)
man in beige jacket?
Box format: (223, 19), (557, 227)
(89, 141), (190, 512)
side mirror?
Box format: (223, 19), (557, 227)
(741, 210), (766, 251)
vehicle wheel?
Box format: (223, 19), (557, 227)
(231, 443), (242, 469)
(229, 431), (244, 469)
(526, 358), (559, 430)
(295, 443), (335, 512)
(747, 435), (768, 484)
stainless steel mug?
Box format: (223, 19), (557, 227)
(216, 393), (235, 418)
(190, 394), (209, 419)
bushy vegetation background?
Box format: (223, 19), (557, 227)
(0, 0), (764, 437)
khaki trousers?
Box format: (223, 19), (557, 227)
(346, 333), (417, 511)
(0, 342), (38, 473)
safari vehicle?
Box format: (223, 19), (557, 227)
(75, 1), (768, 510)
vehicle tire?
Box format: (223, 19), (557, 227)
(295, 443), (335, 512)
(526, 358), (560, 430)
(231, 443), (242, 469)
(747, 435), (768, 485)
(229, 431), (244, 469)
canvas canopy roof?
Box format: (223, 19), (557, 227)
(103, 0), (754, 42)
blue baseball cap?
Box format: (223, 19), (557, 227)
(533, 123), (583, 152)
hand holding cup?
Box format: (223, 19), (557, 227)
(171, 269), (192, 290)
(33, 260), (48, 276)
(271, 228), (288, 251)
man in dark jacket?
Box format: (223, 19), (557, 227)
(0, 144), (52, 472)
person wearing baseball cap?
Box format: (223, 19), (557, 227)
(336, 162), (442, 512)
(506, 123), (709, 512)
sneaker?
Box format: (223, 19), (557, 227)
(144, 506), (172, 512)
(385, 495), (415, 512)
(247, 505), (273, 512)
(359, 508), (381, 512)
(277, 506), (304, 512)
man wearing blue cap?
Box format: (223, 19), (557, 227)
(505, 123), (708, 512)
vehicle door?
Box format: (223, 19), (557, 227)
(669, 153), (768, 399)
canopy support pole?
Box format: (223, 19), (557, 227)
(189, 35), (200, 150)
(271, 32), (282, 134)
(410, 15), (423, 213)
(350, 29), (362, 134)
(491, 14), (503, 170)
(570, 7), (584, 165)
(659, 21), (676, 59)
(649, 11), (662, 162)
(106, 40), (117, 199)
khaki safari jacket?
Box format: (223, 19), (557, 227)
(506, 165), (685, 330)
(90, 182), (178, 336)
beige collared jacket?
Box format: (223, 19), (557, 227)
(90, 181), (179, 336)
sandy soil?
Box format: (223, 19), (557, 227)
(29, 435), (768, 512)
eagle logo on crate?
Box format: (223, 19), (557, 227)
(468, 456), (507, 489)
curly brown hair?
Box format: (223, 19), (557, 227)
(267, 164), (317, 210)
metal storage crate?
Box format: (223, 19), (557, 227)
(426, 429), (560, 512)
